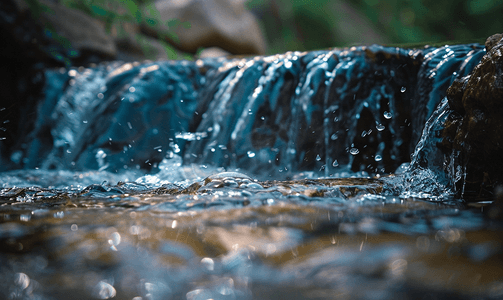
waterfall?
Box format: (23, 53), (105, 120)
(1, 43), (486, 188)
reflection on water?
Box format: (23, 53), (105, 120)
(0, 169), (501, 299)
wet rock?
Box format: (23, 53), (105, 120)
(485, 33), (503, 52)
(487, 185), (503, 219)
(0, 0), (70, 171)
(410, 44), (485, 149)
(141, 0), (266, 55)
(442, 33), (503, 201)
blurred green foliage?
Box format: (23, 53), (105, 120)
(28, 0), (186, 60)
(29, 0), (503, 58)
(247, 0), (503, 54)
(59, 0), (187, 59)
(354, 0), (502, 44)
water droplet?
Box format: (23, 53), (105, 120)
(93, 281), (116, 299)
(129, 86), (135, 93)
(332, 160), (339, 167)
(384, 111), (392, 119)
(247, 151), (256, 158)
(187, 289), (211, 300)
(375, 155), (382, 162)
(14, 273), (30, 290)
(376, 124), (385, 131)
(349, 148), (359, 155)
(210, 148), (216, 152)
(401, 87), (406, 93)
(316, 154), (321, 161)
(331, 133), (338, 140)
(201, 257), (214, 271)
(108, 232), (121, 247)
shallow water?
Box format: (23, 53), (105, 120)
(1, 168), (502, 300)
(1, 43), (502, 299)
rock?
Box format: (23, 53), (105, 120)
(442, 33), (503, 201)
(485, 33), (503, 52)
(487, 185), (503, 219)
(141, 0), (266, 55)
(0, 0), (69, 171)
(247, 0), (387, 53)
(197, 47), (231, 59)
(36, 0), (117, 61)
(115, 32), (174, 61)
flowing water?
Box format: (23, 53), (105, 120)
(1, 44), (502, 300)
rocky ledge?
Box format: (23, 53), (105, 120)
(442, 33), (503, 202)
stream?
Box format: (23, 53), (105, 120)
(1, 43), (502, 300)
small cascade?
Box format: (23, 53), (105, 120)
(393, 97), (453, 198)
(14, 60), (211, 173)
(0, 38), (499, 299)
(185, 44), (485, 180)
(0, 43), (487, 191)
(185, 46), (423, 178)
(409, 44), (485, 148)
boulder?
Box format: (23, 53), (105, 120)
(141, 0), (266, 55)
(197, 47), (231, 59)
(442, 33), (503, 201)
(36, 0), (117, 61)
(114, 31), (174, 61)
(0, 0), (68, 170)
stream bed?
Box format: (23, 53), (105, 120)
(1, 168), (501, 299)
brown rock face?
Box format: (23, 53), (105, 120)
(442, 34), (503, 201)
(141, 0), (266, 55)
(37, 0), (117, 60)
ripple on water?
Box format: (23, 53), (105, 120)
(0, 170), (499, 299)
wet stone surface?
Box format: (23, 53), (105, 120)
(442, 34), (503, 202)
